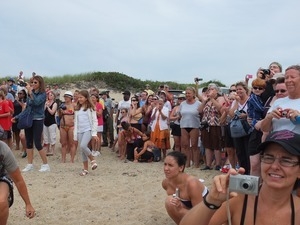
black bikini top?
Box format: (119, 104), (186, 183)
(240, 194), (295, 225)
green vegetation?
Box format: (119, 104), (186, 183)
(4, 72), (227, 92)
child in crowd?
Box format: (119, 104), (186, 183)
(74, 90), (99, 176)
(133, 131), (157, 162)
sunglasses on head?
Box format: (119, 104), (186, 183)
(253, 87), (264, 90)
(275, 89), (287, 93)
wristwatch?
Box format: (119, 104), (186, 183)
(203, 192), (221, 210)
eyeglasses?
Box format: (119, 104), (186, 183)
(31, 81), (38, 84)
(260, 154), (299, 167)
(121, 111), (126, 114)
(253, 87), (264, 90)
(229, 90), (236, 93)
(178, 98), (185, 100)
(152, 98), (158, 100)
(18, 93), (23, 95)
(275, 89), (287, 93)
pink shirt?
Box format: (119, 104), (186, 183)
(95, 102), (104, 126)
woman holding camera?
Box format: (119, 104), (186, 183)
(261, 65), (300, 134)
(180, 130), (300, 225)
(200, 83), (226, 170)
(43, 90), (58, 156)
(228, 81), (250, 174)
(12, 75), (49, 172)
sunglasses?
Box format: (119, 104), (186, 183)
(121, 111), (126, 114)
(229, 90), (236, 93)
(178, 98), (185, 100)
(152, 98), (158, 100)
(131, 99), (137, 102)
(253, 87), (264, 90)
(31, 81), (38, 84)
(275, 89), (287, 93)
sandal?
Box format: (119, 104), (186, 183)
(79, 169), (89, 176)
(91, 160), (98, 170)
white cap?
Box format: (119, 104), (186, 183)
(63, 91), (73, 98)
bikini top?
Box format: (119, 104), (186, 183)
(240, 194), (295, 225)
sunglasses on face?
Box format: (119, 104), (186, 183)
(275, 89), (287, 93)
(31, 81), (38, 84)
(178, 98), (185, 100)
(229, 90), (236, 93)
(131, 99), (137, 102)
(253, 87), (264, 90)
(121, 111), (126, 114)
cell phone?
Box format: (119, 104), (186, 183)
(246, 74), (253, 79)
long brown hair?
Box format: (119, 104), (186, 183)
(32, 75), (46, 93)
(75, 90), (95, 111)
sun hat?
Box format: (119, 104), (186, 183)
(63, 91), (73, 98)
(178, 94), (186, 98)
(257, 130), (300, 156)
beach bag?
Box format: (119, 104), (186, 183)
(17, 107), (33, 129)
(152, 147), (161, 162)
(230, 115), (252, 138)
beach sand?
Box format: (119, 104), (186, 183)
(8, 90), (220, 225)
(8, 142), (220, 225)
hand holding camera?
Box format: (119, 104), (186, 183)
(194, 77), (203, 83)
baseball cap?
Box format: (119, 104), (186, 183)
(7, 77), (15, 82)
(257, 130), (300, 156)
(122, 90), (131, 95)
(63, 91), (73, 98)
(100, 90), (107, 95)
(178, 94), (186, 99)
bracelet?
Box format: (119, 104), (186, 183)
(203, 191), (221, 210)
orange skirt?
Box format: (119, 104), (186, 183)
(151, 122), (170, 150)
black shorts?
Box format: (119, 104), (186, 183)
(171, 124), (181, 136)
(0, 176), (14, 207)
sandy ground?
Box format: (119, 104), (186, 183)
(8, 90), (220, 225)
(8, 140), (220, 225)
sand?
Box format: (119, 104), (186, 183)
(8, 90), (220, 225)
(8, 143), (220, 225)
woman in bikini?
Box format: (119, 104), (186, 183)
(181, 130), (300, 225)
(162, 151), (207, 225)
(118, 121), (147, 161)
(129, 96), (143, 131)
(59, 91), (76, 163)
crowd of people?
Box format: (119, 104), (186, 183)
(1, 63), (300, 224)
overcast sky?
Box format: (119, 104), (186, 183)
(1, 0), (299, 86)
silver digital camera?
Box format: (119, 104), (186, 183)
(229, 174), (260, 195)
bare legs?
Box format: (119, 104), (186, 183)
(181, 128), (200, 168)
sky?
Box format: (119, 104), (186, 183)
(1, 0), (299, 86)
